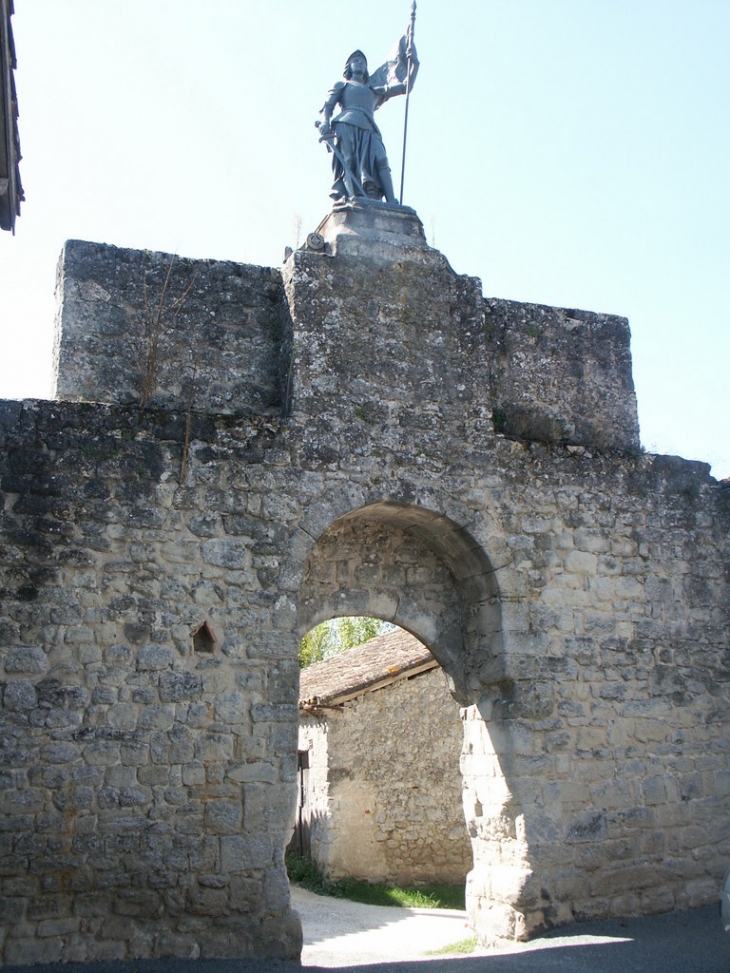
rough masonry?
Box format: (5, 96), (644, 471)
(0, 204), (728, 962)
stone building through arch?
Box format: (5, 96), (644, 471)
(294, 622), (472, 886)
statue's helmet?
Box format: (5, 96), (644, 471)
(344, 50), (369, 80)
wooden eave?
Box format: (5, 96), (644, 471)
(299, 657), (439, 712)
(298, 627), (438, 711)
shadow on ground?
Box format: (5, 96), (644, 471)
(2, 905), (728, 973)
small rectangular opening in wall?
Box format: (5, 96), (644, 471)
(191, 620), (217, 653)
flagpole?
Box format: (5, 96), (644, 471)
(399, 1), (417, 205)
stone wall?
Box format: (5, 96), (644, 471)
(1, 214), (728, 959)
(0, 400), (302, 963)
(455, 449), (730, 939)
(53, 241), (285, 415)
(299, 665), (472, 885)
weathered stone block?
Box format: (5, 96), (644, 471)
(3, 647), (48, 673)
(204, 801), (243, 835)
(3, 681), (37, 710)
(136, 645), (174, 671)
(213, 691), (248, 725)
(189, 887), (229, 916)
(4, 937), (64, 966)
(220, 834), (272, 872)
(113, 890), (162, 917)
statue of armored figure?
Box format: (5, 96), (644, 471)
(318, 22), (418, 206)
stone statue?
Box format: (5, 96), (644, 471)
(318, 17), (418, 206)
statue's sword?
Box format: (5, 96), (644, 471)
(316, 122), (364, 198)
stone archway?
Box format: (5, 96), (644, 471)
(298, 501), (502, 705)
(297, 501), (533, 944)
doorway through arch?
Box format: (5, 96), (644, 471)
(291, 500), (530, 943)
(293, 621), (472, 887)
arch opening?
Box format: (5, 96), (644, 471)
(292, 501), (536, 949)
(298, 501), (503, 707)
(292, 619), (472, 895)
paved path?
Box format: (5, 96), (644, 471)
(293, 885), (476, 965)
(292, 885), (730, 971)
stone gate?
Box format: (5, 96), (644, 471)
(0, 205), (728, 963)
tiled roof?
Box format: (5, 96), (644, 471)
(299, 627), (436, 708)
(1, 0), (23, 232)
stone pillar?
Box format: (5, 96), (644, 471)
(461, 703), (540, 944)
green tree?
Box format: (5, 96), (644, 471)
(298, 616), (394, 668)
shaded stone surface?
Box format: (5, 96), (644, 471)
(485, 298), (640, 450)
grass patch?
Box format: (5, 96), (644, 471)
(425, 936), (478, 956)
(286, 852), (465, 910)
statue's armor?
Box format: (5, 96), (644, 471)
(317, 34), (417, 203)
(324, 81), (384, 136)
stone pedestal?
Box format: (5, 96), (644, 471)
(307, 200), (432, 262)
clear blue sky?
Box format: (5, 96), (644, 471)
(1, 0), (728, 478)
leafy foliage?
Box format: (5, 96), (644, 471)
(298, 616), (394, 669)
(286, 851), (465, 910)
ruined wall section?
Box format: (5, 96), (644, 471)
(303, 666), (472, 885)
(281, 246), (641, 477)
(0, 399), (302, 964)
(484, 299), (640, 450)
(53, 241), (286, 416)
(53, 239), (641, 460)
(1, 384), (729, 954)
(456, 448), (730, 939)
(281, 236), (730, 942)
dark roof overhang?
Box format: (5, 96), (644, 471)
(0, 0), (23, 232)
